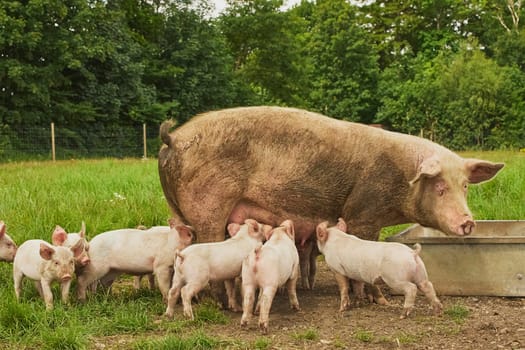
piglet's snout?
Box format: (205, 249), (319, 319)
(61, 274), (72, 282)
(81, 256), (91, 266)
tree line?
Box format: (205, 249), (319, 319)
(1, 0), (524, 154)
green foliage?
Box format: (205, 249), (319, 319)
(377, 41), (525, 149)
(220, 0), (309, 106)
(304, 0), (380, 122)
(1, 0), (525, 153)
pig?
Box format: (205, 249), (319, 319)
(13, 238), (85, 310)
(76, 220), (193, 302)
(158, 106), (503, 241)
(316, 219), (443, 319)
(0, 221), (17, 262)
(132, 225), (161, 290)
(240, 220), (301, 334)
(50, 222), (90, 270)
(158, 106), (503, 302)
(165, 219), (271, 320)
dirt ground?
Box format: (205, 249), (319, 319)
(205, 259), (525, 349)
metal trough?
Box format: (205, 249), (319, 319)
(386, 220), (525, 296)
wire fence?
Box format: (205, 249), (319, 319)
(0, 123), (163, 162)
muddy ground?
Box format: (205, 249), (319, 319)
(203, 259), (525, 349)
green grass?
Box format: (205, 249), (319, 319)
(0, 152), (523, 349)
(354, 329), (374, 342)
(292, 328), (319, 341)
(444, 303), (470, 324)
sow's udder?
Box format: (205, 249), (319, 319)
(227, 201), (317, 241)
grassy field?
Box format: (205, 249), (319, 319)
(0, 151), (523, 349)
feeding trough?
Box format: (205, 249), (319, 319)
(386, 220), (525, 296)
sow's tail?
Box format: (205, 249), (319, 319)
(160, 120), (177, 147)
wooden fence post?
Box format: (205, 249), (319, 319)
(51, 122), (56, 162)
(143, 123), (147, 159)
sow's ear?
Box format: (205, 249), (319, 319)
(409, 156), (441, 186)
(465, 159), (504, 184)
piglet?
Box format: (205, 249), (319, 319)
(165, 219), (271, 320)
(13, 238), (85, 310)
(76, 220), (193, 302)
(132, 225), (163, 290)
(240, 220), (301, 334)
(51, 222), (90, 269)
(0, 221), (17, 262)
(316, 219), (443, 319)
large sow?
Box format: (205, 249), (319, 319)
(158, 106), (503, 244)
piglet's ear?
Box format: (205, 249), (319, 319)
(176, 225), (194, 245)
(227, 223), (241, 237)
(261, 224), (273, 237)
(280, 220), (295, 240)
(70, 239), (85, 258)
(79, 221), (86, 238)
(0, 221), (5, 237)
(336, 218), (347, 233)
(316, 222), (329, 243)
(465, 159), (504, 184)
(52, 226), (68, 246)
(409, 156), (442, 186)
(39, 243), (55, 261)
(245, 219), (260, 237)
(168, 218), (178, 229)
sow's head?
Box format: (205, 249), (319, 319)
(408, 155), (504, 236)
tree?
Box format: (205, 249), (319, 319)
(219, 0), (309, 105)
(304, 0), (379, 122)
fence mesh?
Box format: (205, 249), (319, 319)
(0, 123), (162, 162)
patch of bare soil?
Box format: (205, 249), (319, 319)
(209, 260), (525, 349)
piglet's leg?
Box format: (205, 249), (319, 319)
(154, 265), (172, 303)
(165, 274), (183, 319)
(333, 272), (350, 312)
(258, 286), (277, 334)
(418, 280), (443, 315)
(286, 267), (300, 311)
(390, 280), (417, 319)
(33, 280), (44, 298)
(240, 283), (256, 327)
(60, 279), (72, 305)
(13, 271), (24, 302)
(225, 279), (240, 312)
(40, 279), (54, 311)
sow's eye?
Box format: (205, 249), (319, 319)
(435, 181), (447, 197)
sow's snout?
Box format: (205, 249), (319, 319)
(455, 216), (476, 236)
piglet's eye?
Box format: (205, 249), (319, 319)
(438, 190), (445, 196)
